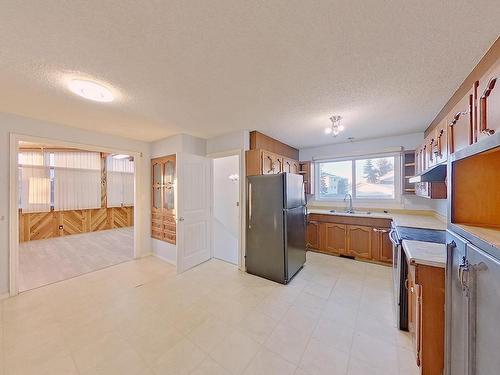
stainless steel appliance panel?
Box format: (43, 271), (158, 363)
(284, 173), (305, 208)
(446, 231), (469, 375)
(246, 175), (286, 284)
(285, 205), (306, 282)
(467, 243), (500, 375)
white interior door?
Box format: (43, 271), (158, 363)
(176, 152), (212, 273)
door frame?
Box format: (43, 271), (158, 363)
(207, 149), (245, 270)
(9, 133), (144, 296)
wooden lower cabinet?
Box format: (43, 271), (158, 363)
(307, 214), (392, 265)
(372, 228), (392, 263)
(322, 223), (347, 255)
(306, 221), (320, 250)
(407, 261), (445, 375)
(347, 225), (372, 259)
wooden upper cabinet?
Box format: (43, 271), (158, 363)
(347, 225), (372, 259)
(261, 150), (282, 175)
(322, 223), (347, 255)
(448, 89), (473, 154)
(434, 119), (448, 164)
(426, 133), (436, 169)
(261, 150), (275, 175)
(283, 158), (300, 174)
(477, 60), (500, 141)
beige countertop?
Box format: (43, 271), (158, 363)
(402, 239), (447, 268)
(308, 207), (446, 230)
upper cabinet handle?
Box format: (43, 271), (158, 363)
(479, 77), (497, 136)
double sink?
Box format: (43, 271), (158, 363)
(329, 209), (372, 215)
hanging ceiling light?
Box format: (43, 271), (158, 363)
(325, 115), (344, 137)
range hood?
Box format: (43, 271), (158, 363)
(409, 163), (447, 183)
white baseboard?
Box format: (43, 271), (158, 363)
(152, 252), (176, 266)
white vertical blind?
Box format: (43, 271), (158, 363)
(53, 152), (101, 211)
(106, 157), (134, 207)
(19, 151), (51, 213)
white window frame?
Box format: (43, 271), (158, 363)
(315, 152), (402, 204)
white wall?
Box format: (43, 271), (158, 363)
(300, 132), (447, 212)
(206, 130), (250, 155)
(0, 112), (151, 296)
(213, 155), (240, 265)
(151, 133), (206, 158)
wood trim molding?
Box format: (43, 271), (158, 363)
(425, 36), (500, 137)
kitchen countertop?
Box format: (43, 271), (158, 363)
(402, 239), (447, 268)
(307, 207), (446, 230)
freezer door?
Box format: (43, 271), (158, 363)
(284, 206), (306, 283)
(467, 244), (500, 375)
(246, 175), (285, 284)
(445, 231), (469, 375)
(284, 173), (305, 209)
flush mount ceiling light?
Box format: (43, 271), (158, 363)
(112, 154), (130, 159)
(68, 79), (114, 102)
(325, 115), (344, 137)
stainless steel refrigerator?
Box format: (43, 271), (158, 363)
(246, 173), (306, 284)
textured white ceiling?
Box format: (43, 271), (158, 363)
(0, 1), (499, 148)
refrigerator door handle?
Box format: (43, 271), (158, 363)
(248, 183), (252, 227)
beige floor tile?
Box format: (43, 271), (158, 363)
(81, 348), (151, 375)
(187, 316), (234, 352)
(153, 338), (206, 375)
(311, 318), (355, 352)
(350, 331), (399, 373)
(190, 357), (231, 375)
(280, 305), (321, 335)
(299, 338), (350, 375)
(1, 252), (417, 375)
(126, 325), (185, 364)
(239, 310), (278, 344)
(243, 348), (297, 375)
(264, 322), (311, 365)
(347, 357), (398, 375)
(209, 330), (261, 374)
(71, 331), (131, 373)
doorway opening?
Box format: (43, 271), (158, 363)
(212, 154), (240, 265)
(11, 137), (137, 293)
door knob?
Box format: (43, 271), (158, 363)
(178, 217), (184, 222)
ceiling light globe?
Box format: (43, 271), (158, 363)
(68, 79), (114, 102)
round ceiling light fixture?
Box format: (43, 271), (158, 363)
(68, 79), (114, 102)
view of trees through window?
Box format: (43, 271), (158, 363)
(318, 156), (396, 200)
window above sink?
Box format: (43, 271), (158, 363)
(315, 152), (401, 203)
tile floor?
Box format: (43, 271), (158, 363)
(19, 227), (134, 291)
(0, 251), (418, 375)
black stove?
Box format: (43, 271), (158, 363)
(395, 225), (446, 244)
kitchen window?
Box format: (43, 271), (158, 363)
(316, 154), (400, 201)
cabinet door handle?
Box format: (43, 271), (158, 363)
(480, 77), (497, 135)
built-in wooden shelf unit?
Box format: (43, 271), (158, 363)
(151, 155), (176, 244)
(452, 146), (500, 247)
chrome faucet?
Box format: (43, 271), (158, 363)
(344, 193), (354, 213)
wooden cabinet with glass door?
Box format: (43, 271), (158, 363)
(151, 155), (176, 244)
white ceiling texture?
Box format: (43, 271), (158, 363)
(0, 1), (499, 148)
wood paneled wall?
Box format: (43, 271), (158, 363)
(19, 207), (134, 242)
